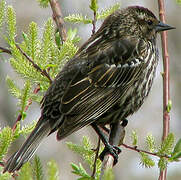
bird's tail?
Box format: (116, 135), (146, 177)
(3, 118), (51, 173)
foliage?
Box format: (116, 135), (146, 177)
(67, 136), (114, 180)
(64, 2), (120, 24)
(131, 130), (138, 146)
(67, 136), (102, 179)
(47, 160), (60, 180)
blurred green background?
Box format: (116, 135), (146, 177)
(0, 0), (180, 179)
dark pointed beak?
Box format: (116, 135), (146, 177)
(155, 21), (175, 32)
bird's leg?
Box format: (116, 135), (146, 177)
(92, 119), (128, 165)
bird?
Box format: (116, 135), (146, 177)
(3, 6), (174, 173)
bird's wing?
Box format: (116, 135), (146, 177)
(57, 38), (146, 139)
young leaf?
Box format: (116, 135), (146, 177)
(27, 22), (39, 60)
(0, 0), (5, 30)
(47, 160), (59, 180)
(64, 14), (92, 24)
(131, 130), (138, 146)
(90, 0), (98, 12)
(158, 133), (174, 155)
(169, 138), (181, 161)
(20, 120), (37, 137)
(6, 76), (21, 98)
(139, 152), (155, 168)
(97, 3), (120, 20)
(19, 80), (31, 117)
(146, 133), (155, 153)
(0, 127), (13, 161)
(102, 168), (114, 180)
(32, 155), (44, 180)
(18, 162), (33, 180)
(158, 157), (167, 170)
(0, 166), (12, 180)
(37, 0), (49, 8)
(7, 6), (16, 42)
(71, 163), (90, 178)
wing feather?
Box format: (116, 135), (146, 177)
(57, 38), (146, 139)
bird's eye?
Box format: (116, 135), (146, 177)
(147, 20), (153, 26)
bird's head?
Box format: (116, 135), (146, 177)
(101, 6), (175, 41)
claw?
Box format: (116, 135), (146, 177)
(99, 144), (121, 165)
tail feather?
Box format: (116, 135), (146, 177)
(3, 119), (51, 173)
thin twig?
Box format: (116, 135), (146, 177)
(15, 44), (52, 83)
(122, 144), (170, 159)
(12, 85), (41, 132)
(49, 0), (67, 43)
(91, 138), (101, 178)
(92, 11), (97, 35)
(157, 0), (171, 180)
(0, 47), (12, 55)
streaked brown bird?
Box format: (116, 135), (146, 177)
(4, 6), (174, 173)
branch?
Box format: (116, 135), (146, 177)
(49, 0), (67, 43)
(15, 44), (52, 83)
(157, 0), (171, 179)
(0, 47), (12, 55)
(12, 85), (40, 131)
(92, 11), (97, 35)
(91, 138), (100, 178)
(122, 144), (170, 159)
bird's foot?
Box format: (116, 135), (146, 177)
(99, 144), (121, 165)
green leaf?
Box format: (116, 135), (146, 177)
(0, 167), (12, 180)
(158, 157), (167, 170)
(27, 22), (39, 60)
(19, 80), (31, 116)
(71, 163), (90, 178)
(66, 136), (94, 166)
(37, 0), (49, 8)
(20, 120), (37, 136)
(39, 18), (54, 68)
(64, 14), (92, 24)
(0, 127), (13, 161)
(166, 100), (172, 113)
(32, 155), (44, 180)
(18, 162), (33, 180)
(102, 168), (114, 180)
(6, 76), (21, 98)
(158, 133), (175, 155)
(97, 3), (120, 20)
(0, 0), (5, 31)
(7, 6), (16, 42)
(139, 152), (155, 168)
(173, 138), (181, 154)
(176, 0), (181, 4)
(47, 160), (59, 180)
(67, 28), (81, 43)
(146, 133), (155, 153)
(169, 138), (181, 161)
(131, 130), (138, 146)
(90, 0), (98, 12)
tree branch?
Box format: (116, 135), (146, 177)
(49, 0), (67, 43)
(15, 44), (52, 83)
(91, 138), (101, 178)
(92, 11), (97, 35)
(0, 47), (12, 55)
(12, 85), (40, 131)
(122, 144), (170, 159)
(157, 0), (171, 179)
